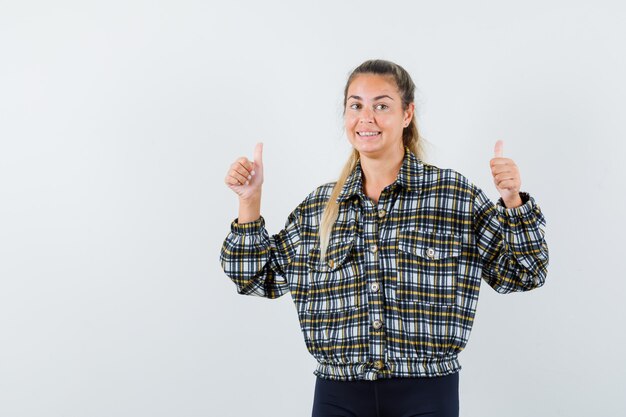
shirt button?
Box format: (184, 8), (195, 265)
(372, 319), (383, 330)
(426, 247), (435, 258)
(328, 259), (335, 268)
(371, 282), (380, 292)
(369, 244), (378, 253)
(377, 209), (386, 218)
(374, 360), (385, 370)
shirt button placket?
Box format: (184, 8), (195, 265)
(363, 197), (389, 379)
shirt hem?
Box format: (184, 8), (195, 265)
(312, 356), (461, 381)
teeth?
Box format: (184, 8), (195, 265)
(358, 132), (380, 136)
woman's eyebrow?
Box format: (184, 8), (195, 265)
(347, 95), (394, 101)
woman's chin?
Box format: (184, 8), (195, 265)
(351, 135), (380, 146)
(353, 140), (383, 153)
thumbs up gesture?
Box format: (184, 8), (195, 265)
(490, 140), (523, 208)
(224, 142), (264, 201)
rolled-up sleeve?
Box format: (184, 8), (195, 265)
(219, 206), (302, 299)
(472, 186), (549, 294)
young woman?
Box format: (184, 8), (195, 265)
(221, 59), (549, 417)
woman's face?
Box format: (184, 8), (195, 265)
(344, 73), (414, 158)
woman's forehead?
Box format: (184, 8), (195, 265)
(347, 74), (399, 98)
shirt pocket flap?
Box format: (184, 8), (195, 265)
(398, 229), (462, 260)
(307, 238), (355, 272)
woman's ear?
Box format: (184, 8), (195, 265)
(404, 102), (415, 126)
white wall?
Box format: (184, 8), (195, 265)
(1, 1), (624, 416)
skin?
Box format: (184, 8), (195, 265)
(225, 75), (523, 223)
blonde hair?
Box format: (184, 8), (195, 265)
(319, 59), (425, 260)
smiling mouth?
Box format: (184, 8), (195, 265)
(357, 131), (381, 137)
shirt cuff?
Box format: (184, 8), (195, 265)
(230, 215), (266, 234)
(496, 192), (535, 217)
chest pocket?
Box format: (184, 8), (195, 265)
(306, 237), (363, 314)
(396, 229), (462, 305)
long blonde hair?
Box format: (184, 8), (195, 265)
(319, 59), (425, 260)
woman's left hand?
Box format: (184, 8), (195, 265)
(490, 140), (523, 208)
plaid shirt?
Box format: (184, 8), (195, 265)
(220, 148), (549, 381)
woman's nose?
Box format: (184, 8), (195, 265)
(359, 107), (374, 123)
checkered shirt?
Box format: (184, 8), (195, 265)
(220, 148), (549, 381)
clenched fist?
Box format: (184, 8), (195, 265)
(225, 142), (264, 201)
(490, 140), (523, 208)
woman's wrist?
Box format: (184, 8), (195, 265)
(502, 193), (523, 208)
(238, 194), (262, 223)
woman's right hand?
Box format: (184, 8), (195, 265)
(224, 142), (264, 201)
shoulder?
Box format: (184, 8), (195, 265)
(421, 161), (477, 195)
(312, 181), (337, 198)
(282, 182), (335, 229)
(291, 182), (336, 215)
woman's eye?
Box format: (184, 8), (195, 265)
(349, 103), (361, 110)
(375, 104), (389, 110)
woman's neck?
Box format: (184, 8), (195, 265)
(359, 146), (405, 201)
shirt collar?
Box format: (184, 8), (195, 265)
(336, 146), (423, 203)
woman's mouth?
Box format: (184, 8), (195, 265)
(357, 131), (381, 138)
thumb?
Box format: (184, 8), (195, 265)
(252, 142), (263, 167)
(494, 140), (504, 158)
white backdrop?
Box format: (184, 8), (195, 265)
(1, 1), (625, 416)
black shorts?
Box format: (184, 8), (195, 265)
(311, 372), (459, 417)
